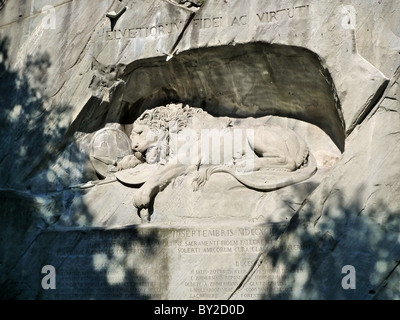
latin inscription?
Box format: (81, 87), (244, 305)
(255, 5), (310, 24)
(41, 224), (310, 299)
(168, 225), (286, 299)
(98, 4), (310, 41)
(238, 267), (306, 299)
(98, 20), (185, 41)
(170, 227), (273, 255)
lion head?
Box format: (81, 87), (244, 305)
(130, 103), (207, 163)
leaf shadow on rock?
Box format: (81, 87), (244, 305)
(0, 36), (162, 300)
(232, 181), (400, 300)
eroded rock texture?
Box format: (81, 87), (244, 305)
(0, 0), (399, 300)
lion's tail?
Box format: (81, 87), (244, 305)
(193, 152), (317, 192)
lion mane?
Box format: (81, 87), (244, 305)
(132, 103), (208, 160)
(134, 103), (207, 132)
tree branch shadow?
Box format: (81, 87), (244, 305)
(0, 35), (161, 300)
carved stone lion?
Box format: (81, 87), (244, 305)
(117, 103), (317, 222)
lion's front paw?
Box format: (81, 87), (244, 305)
(117, 155), (142, 171)
(133, 187), (151, 209)
(233, 159), (253, 173)
(138, 208), (151, 224)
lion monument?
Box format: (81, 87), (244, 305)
(115, 103), (317, 222)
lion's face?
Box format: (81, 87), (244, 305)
(130, 124), (165, 154)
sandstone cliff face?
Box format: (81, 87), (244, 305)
(0, 0), (399, 300)
(231, 66), (400, 300)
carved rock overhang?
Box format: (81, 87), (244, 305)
(73, 42), (345, 152)
(66, 0), (391, 155)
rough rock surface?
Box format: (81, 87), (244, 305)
(0, 0), (399, 300)
(230, 66), (400, 300)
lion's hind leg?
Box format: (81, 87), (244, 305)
(251, 127), (298, 172)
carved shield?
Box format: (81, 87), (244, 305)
(90, 128), (132, 178)
(115, 163), (159, 185)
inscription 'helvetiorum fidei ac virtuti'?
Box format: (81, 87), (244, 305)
(98, 4), (310, 41)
